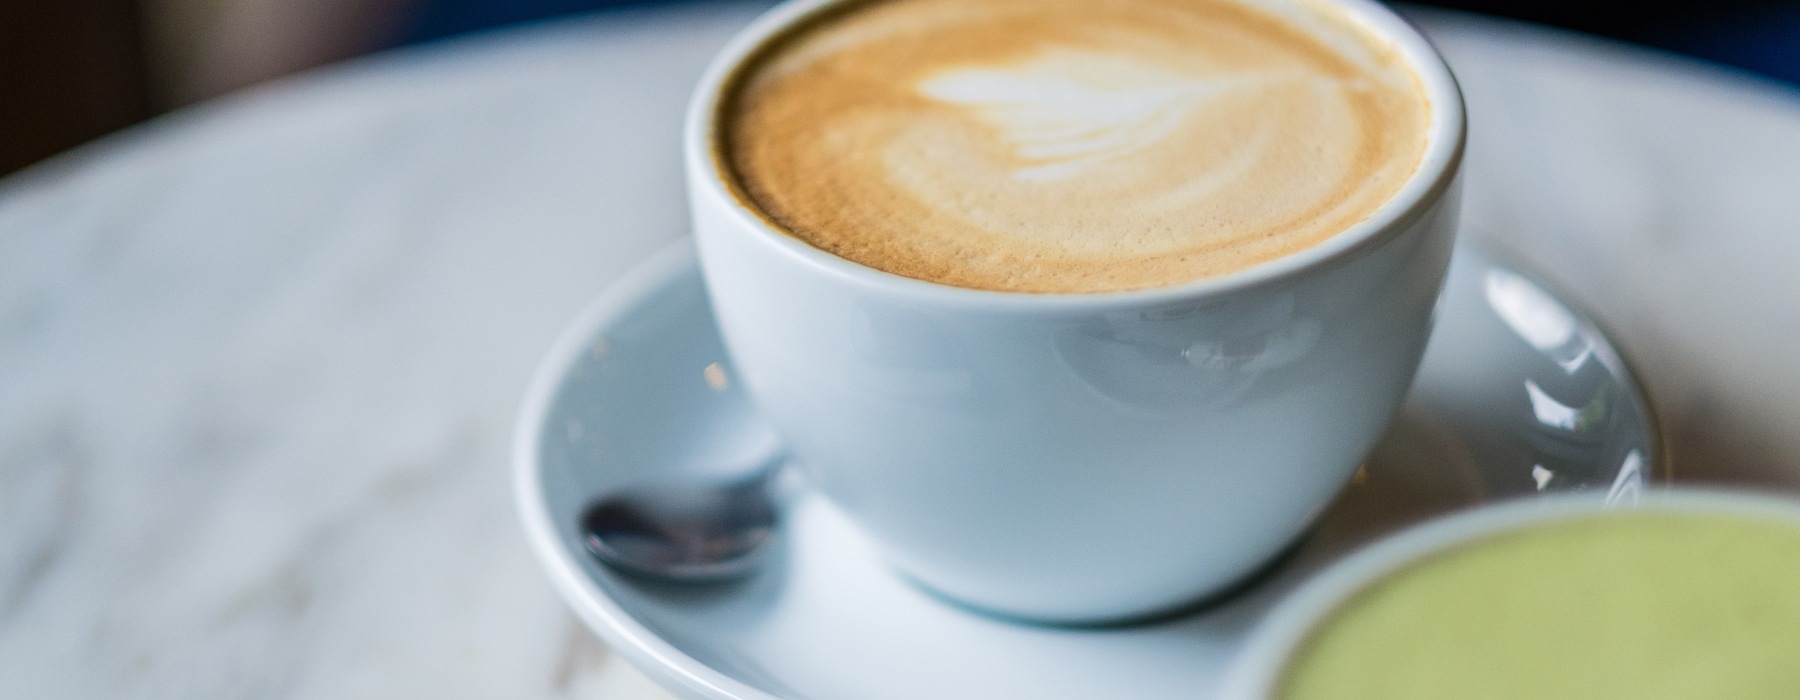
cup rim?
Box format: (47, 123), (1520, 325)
(1218, 488), (1800, 699)
(683, 0), (1468, 312)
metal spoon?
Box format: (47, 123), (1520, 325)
(580, 453), (786, 582)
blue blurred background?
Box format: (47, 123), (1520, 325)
(398, 0), (1800, 89)
(4, 0), (1800, 177)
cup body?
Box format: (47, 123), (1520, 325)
(686, 0), (1466, 623)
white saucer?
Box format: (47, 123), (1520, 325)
(513, 240), (1662, 700)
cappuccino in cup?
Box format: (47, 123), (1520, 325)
(718, 0), (1431, 293)
(689, 0), (1463, 622)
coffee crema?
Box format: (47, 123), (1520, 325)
(718, 0), (1431, 293)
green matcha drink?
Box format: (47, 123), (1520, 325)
(1280, 512), (1800, 699)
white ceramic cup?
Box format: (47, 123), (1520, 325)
(1219, 489), (1800, 698)
(686, 0), (1466, 623)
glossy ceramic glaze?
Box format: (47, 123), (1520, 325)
(512, 241), (1662, 700)
(685, 0), (1469, 622)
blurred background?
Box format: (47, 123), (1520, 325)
(4, 0), (1800, 178)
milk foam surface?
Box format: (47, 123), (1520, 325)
(721, 0), (1430, 293)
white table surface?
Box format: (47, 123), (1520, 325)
(3, 4), (1799, 697)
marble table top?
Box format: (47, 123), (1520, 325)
(3, 4), (1799, 697)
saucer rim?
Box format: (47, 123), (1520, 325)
(512, 240), (779, 700)
(1464, 235), (1673, 485)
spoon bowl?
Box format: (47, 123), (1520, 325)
(580, 456), (785, 582)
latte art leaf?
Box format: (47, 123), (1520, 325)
(918, 51), (1269, 182)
